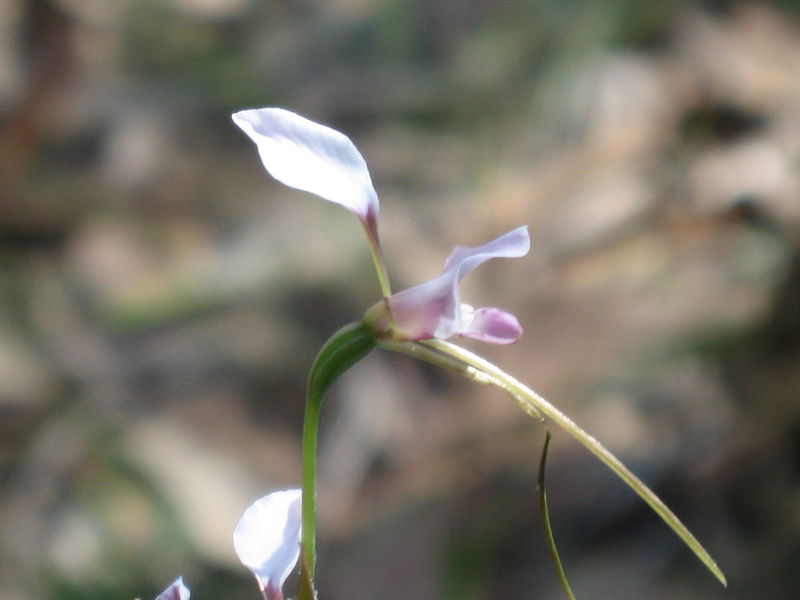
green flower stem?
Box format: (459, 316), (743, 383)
(301, 385), (322, 580)
(384, 338), (726, 587)
(302, 322), (375, 582)
(539, 431), (576, 600)
(362, 218), (392, 298)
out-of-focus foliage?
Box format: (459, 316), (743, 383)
(2, 1), (800, 598)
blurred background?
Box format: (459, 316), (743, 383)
(2, 0), (799, 598)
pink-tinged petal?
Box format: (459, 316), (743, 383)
(441, 225), (530, 274)
(387, 226), (530, 342)
(233, 489), (302, 600)
(386, 274), (453, 341)
(232, 108), (378, 223)
(458, 306), (522, 344)
(155, 577), (190, 600)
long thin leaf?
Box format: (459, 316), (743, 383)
(538, 431), (577, 600)
(419, 339), (727, 587)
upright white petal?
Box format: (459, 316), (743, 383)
(234, 489), (302, 600)
(155, 576), (190, 600)
(232, 108), (379, 222)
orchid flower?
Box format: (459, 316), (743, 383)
(233, 489), (302, 600)
(155, 577), (190, 600)
(366, 226), (530, 344)
(232, 107), (727, 590)
(231, 107), (530, 337)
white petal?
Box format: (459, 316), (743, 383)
(232, 108), (379, 221)
(155, 576), (190, 600)
(233, 489), (302, 597)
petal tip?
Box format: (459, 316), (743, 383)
(155, 576), (190, 600)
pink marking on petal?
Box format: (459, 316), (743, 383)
(263, 581), (285, 600)
(155, 577), (190, 600)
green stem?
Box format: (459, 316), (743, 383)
(301, 385), (322, 581)
(362, 218), (392, 298)
(404, 339), (726, 586)
(302, 323), (375, 581)
(538, 431), (577, 600)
